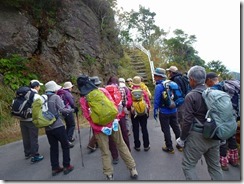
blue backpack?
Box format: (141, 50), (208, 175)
(162, 80), (184, 109)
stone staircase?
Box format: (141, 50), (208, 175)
(129, 53), (149, 84)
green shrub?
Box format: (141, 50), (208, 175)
(0, 55), (38, 90)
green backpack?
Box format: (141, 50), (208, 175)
(32, 95), (56, 128)
(86, 89), (118, 126)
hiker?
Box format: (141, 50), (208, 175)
(119, 78), (132, 136)
(57, 81), (78, 148)
(86, 76), (102, 152)
(153, 68), (182, 153)
(106, 76), (131, 164)
(19, 80), (44, 163)
(176, 66), (223, 180)
(205, 72), (239, 171)
(126, 78), (133, 89)
(44, 80), (74, 176)
(78, 75), (138, 180)
(139, 76), (152, 99)
(130, 76), (151, 151)
(166, 66), (190, 128)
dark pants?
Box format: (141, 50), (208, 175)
(20, 120), (39, 157)
(46, 126), (71, 170)
(63, 112), (76, 141)
(159, 112), (180, 149)
(131, 114), (150, 148)
(220, 135), (238, 157)
(109, 116), (130, 159)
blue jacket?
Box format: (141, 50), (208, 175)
(154, 79), (177, 114)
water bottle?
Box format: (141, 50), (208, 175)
(203, 118), (216, 139)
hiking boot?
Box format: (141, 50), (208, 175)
(106, 174), (114, 180)
(25, 154), (31, 160)
(176, 144), (183, 152)
(220, 156), (229, 171)
(229, 160), (239, 167)
(69, 138), (75, 143)
(31, 155), (44, 163)
(63, 165), (74, 175)
(162, 146), (175, 154)
(221, 165), (229, 171)
(52, 167), (64, 176)
(68, 141), (74, 148)
(87, 145), (96, 152)
(228, 148), (239, 167)
(112, 158), (119, 165)
(134, 147), (140, 151)
(144, 145), (150, 151)
(130, 167), (138, 179)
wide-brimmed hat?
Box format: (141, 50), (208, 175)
(30, 80), (43, 88)
(45, 81), (62, 92)
(119, 78), (126, 87)
(63, 81), (74, 89)
(126, 78), (132, 82)
(89, 76), (102, 86)
(154, 68), (167, 78)
(77, 75), (97, 96)
(166, 66), (178, 73)
(132, 76), (141, 86)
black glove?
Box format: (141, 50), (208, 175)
(74, 107), (79, 113)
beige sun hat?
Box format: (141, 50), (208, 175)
(132, 76), (141, 86)
(45, 81), (62, 92)
(63, 81), (74, 89)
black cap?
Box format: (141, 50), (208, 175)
(206, 72), (218, 79)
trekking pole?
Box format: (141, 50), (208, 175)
(76, 112), (84, 167)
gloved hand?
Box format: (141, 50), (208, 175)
(112, 119), (119, 131)
(176, 137), (185, 148)
(101, 127), (112, 136)
(74, 107), (79, 114)
(153, 109), (158, 121)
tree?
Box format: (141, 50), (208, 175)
(206, 60), (232, 79)
(162, 29), (205, 71)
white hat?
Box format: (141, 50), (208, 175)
(166, 66), (178, 73)
(119, 78), (125, 83)
(45, 81), (62, 92)
(30, 79), (43, 86)
(63, 81), (74, 89)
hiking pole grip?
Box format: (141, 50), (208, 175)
(76, 112), (84, 167)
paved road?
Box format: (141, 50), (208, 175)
(0, 116), (241, 181)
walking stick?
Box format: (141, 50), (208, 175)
(76, 112), (84, 167)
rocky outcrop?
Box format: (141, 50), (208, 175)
(0, 0), (122, 83)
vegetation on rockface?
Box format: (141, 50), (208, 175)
(0, 55), (39, 90)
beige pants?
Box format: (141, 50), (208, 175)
(95, 125), (136, 176)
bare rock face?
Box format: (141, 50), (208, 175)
(0, 0), (122, 83)
(0, 6), (38, 57)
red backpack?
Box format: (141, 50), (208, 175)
(105, 85), (122, 107)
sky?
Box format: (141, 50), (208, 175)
(116, 0), (241, 73)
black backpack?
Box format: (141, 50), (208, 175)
(172, 74), (191, 97)
(11, 86), (35, 119)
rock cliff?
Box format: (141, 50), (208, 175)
(0, 0), (122, 83)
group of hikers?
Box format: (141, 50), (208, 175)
(14, 65), (240, 180)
